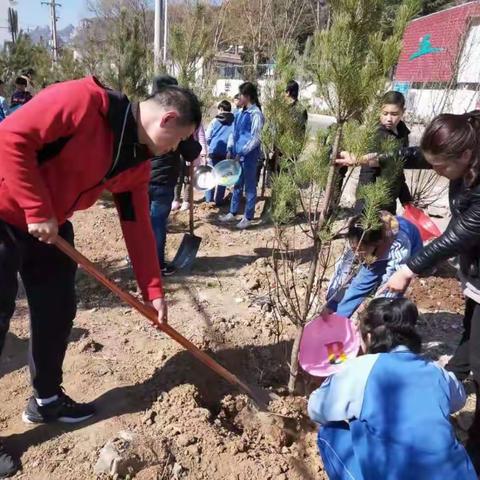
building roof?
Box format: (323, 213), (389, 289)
(395, 1), (480, 83)
(214, 51), (243, 65)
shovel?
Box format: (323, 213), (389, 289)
(172, 162), (201, 271)
(54, 235), (272, 410)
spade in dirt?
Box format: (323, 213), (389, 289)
(54, 237), (300, 441)
(172, 162), (201, 271)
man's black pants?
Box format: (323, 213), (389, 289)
(0, 220), (77, 398)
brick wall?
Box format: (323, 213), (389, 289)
(395, 1), (480, 83)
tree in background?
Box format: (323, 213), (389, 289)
(168, 0), (228, 114)
(224, 0), (316, 79)
(169, 2), (214, 87)
(76, 0), (153, 97)
(103, 7), (152, 98)
(265, 0), (420, 393)
(385, 0), (468, 22)
(0, 34), (51, 88)
(54, 48), (86, 82)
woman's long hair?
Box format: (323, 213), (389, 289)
(421, 110), (480, 187)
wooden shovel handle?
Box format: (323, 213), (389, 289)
(54, 236), (258, 401)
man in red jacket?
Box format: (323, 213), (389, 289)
(0, 76), (201, 476)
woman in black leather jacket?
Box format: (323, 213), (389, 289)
(385, 111), (480, 465)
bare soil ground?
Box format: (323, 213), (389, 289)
(0, 197), (472, 479)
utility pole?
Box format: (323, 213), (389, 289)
(154, 0), (168, 72)
(163, 0), (168, 65)
(41, 0), (61, 63)
(154, 0), (164, 73)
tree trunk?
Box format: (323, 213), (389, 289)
(253, 49), (259, 78)
(287, 126), (343, 395)
(288, 324), (304, 393)
(319, 124), (343, 226)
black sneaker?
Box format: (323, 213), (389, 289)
(22, 393), (96, 424)
(0, 443), (20, 478)
(161, 263), (176, 277)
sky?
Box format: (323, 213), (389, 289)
(0, 0), (91, 44)
(15, 0), (91, 31)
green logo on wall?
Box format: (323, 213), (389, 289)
(409, 34), (443, 60)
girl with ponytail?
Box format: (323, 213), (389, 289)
(308, 298), (475, 480)
(384, 111), (480, 467)
(219, 82), (264, 229)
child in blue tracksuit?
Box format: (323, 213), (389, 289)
(309, 297), (476, 480)
(326, 212), (422, 319)
(205, 100), (235, 206)
(220, 82), (264, 230)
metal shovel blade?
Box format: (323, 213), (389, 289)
(172, 233), (202, 271)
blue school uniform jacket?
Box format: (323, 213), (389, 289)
(308, 346), (476, 480)
(227, 104), (264, 159)
(327, 217), (423, 318)
(206, 112), (234, 159)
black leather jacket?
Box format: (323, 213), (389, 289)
(408, 178), (480, 287)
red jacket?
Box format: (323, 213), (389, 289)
(0, 76), (163, 301)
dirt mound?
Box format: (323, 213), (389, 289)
(135, 384), (324, 480)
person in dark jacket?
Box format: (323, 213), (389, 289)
(148, 75), (202, 277)
(336, 91), (425, 215)
(383, 110), (480, 472)
(285, 80), (308, 135)
(268, 80), (308, 178)
(10, 76), (33, 109)
(0, 76), (201, 477)
(205, 99), (235, 205)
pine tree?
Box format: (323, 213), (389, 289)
(265, 0), (421, 393)
(0, 33), (51, 88)
(103, 7), (152, 98)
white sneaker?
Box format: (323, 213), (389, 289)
(180, 202), (190, 211)
(219, 213), (237, 222)
(236, 218), (252, 230)
(171, 200), (181, 211)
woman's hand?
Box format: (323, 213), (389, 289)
(380, 265), (416, 295)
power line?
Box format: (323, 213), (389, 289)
(41, 0), (61, 63)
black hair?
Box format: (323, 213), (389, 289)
(15, 77), (28, 87)
(360, 298), (422, 354)
(146, 85), (202, 128)
(152, 74), (178, 93)
(218, 100), (232, 112)
(22, 68), (35, 77)
(382, 91), (405, 110)
(239, 82), (261, 109)
(0, 79), (4, 85)
(285, 80), (300, 100)
(347, 214), (383, 247)
(421, 110), (480, 188)
(233, 93), (240, 100)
